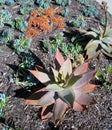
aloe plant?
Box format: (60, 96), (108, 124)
(84, 2), (112, 58)
(84, 26), (112, 58)
(25, 50), (97, 126)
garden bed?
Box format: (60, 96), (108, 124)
(0, 0), (112, 130)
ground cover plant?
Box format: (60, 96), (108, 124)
(0, 0), (112, 130)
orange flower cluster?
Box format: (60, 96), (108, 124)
(25, 7), (64, 39)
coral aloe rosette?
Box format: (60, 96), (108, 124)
(25, 50), (97, 126)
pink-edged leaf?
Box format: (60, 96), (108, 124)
(74, 62), (89, 75)
(59, 58), (72, 79)
(41, 105), (54, 120)
(29, 70), (51, 84)
(75, 83), (96, 93)
(25, 90), (48, 105)
(38, 91), (55, 106)
(73, 101), (86, 112)
(46, 84), (64, 91)
(35, 65), (44, 70)
(74, 90), (93, 105)
(53, 98), (68, 126)
(72, 70), (96, 89)
(55, 49), (65, 67)
(57, 88), (75, 106)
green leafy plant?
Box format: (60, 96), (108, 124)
(82, 4), (98, 17)
(95, 65), (112, 90)
(0, 9), (12, 28)
(0, 29), (12, 45)
(60, 42), (84, 67)
(55, 0), (72, 6)
(68, 14), (86, 28)
(42, 33), (64, 53)
(76, 0), (89, 6)
(13, 38), (31, 52)
(15, 52), (38, 87)
(35, 0), (51, 9)
(25, 50), (97, 126)
(14, 17), (28, 32)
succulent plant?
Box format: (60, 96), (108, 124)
(13, 38), (31, 52)
(84, 26), (112, 58)
(0, 29), (12, 45)
(76, 0), (89, 6)
(55, 0), (72, 6)
(0, 9), (12, 28)
(35, 0), (51, 9)
(14, 17), (28, 32)
(84, 2), (112, 58)
(82, 4), (99, 17)
(68, 14), (86, 28)
(25, 50), (97, 126)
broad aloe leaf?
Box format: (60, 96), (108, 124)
(65, 75), (81, 88)
(46, 84), (64, 91)
(102, 49), (112, 57)
(102, 37), (112, 45)
(85, 31), (97, 38)
(85, 40), (100, 58)
(41, 105), (53, 120)
(29, 70), (51, 84)
(74, 62), (89, 75)
(53, 98), (68, 126)
(104, 26), (112, 36)
(38, 91), (55, 106)
(72, 70), (96, 88)
(101, 43), (112, 53)
(55, 49), (65, 68)
(76, 83), (96, 93)
(25, 90), (48, 105)
(73, 101), (85, 112)
(51, 68), (59, 82)
(57, 88), (75, 106)
(59, 58), (72, 79)
(74, 90), (93, 105)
